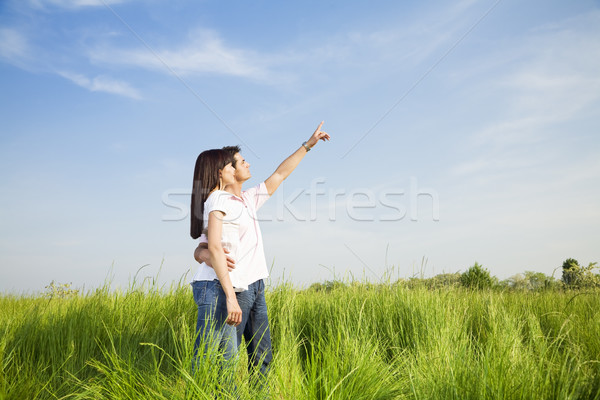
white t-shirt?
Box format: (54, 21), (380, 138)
(192, 183), (270, 290)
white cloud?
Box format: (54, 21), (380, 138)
(58, 71), (142, 99)
(0, 28), (29, 64)
(85, 1), (484, 85)
(90, 30), (270, 80)
(0, 27), (141, 99)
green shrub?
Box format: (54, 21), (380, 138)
(425, 272), (462, 289)
(562, 258), (580, 285)
(524, 271), (559, 290)
(561, 258), (599, 289)
(460, 262), (495, 289)
(504, 271), (558, 291)
(307, 280), (347, 292)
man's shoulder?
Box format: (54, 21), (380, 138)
(241, 182), (270, 210)
(242, 182), (267, 197)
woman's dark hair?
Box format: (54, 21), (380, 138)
(190, 149), (233, 239)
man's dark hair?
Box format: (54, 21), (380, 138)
(222, 145), (241, 168)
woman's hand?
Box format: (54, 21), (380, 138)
(226, 296), (242, 326)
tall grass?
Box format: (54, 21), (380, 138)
(1, 280), (599, 399)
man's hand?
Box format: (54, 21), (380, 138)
(305, 121), (331, 149)
(194, 244), (236, 272)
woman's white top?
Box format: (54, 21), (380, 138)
(191, 189), (247, 290)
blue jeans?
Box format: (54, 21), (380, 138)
(235, 279), (272, 378)
(191, 280), (237, 364)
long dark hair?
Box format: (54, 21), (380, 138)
(190, 149), (233, 239)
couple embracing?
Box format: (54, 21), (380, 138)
(189, 122), (330, 384)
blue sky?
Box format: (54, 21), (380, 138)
(1, 0), (599, 293)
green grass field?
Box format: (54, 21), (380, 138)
(1, 280), (599, 399)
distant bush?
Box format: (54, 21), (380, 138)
(561, 259), (599, 289)
(428, 272), (462, 289)
(503, 273), (529, 290)
(307, 280), (347, 292)
(395, 273), (462, 290)
(416, 273), (461, 289)
(562, 258), (580, 286)
(460, 263), (495, 289)
(525, 271), (558, 290)
(503, 271), (559, 291)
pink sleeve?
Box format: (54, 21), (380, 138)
(243, 182), (270, 211)
(198, 233), (207, 244)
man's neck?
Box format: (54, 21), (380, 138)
(225, 181), (243, 197)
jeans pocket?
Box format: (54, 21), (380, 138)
(192, 280), (217, 306)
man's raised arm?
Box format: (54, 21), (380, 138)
(264, 121), (330, 196)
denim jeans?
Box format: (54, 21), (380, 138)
(235, 279), (272, 378)
(191, 280), (238, 364)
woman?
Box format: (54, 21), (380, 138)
(190, 149), (243, 363)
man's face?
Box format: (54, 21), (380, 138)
(233, 152), (251, 182)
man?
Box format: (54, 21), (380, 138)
(194, 121), (330, 379)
